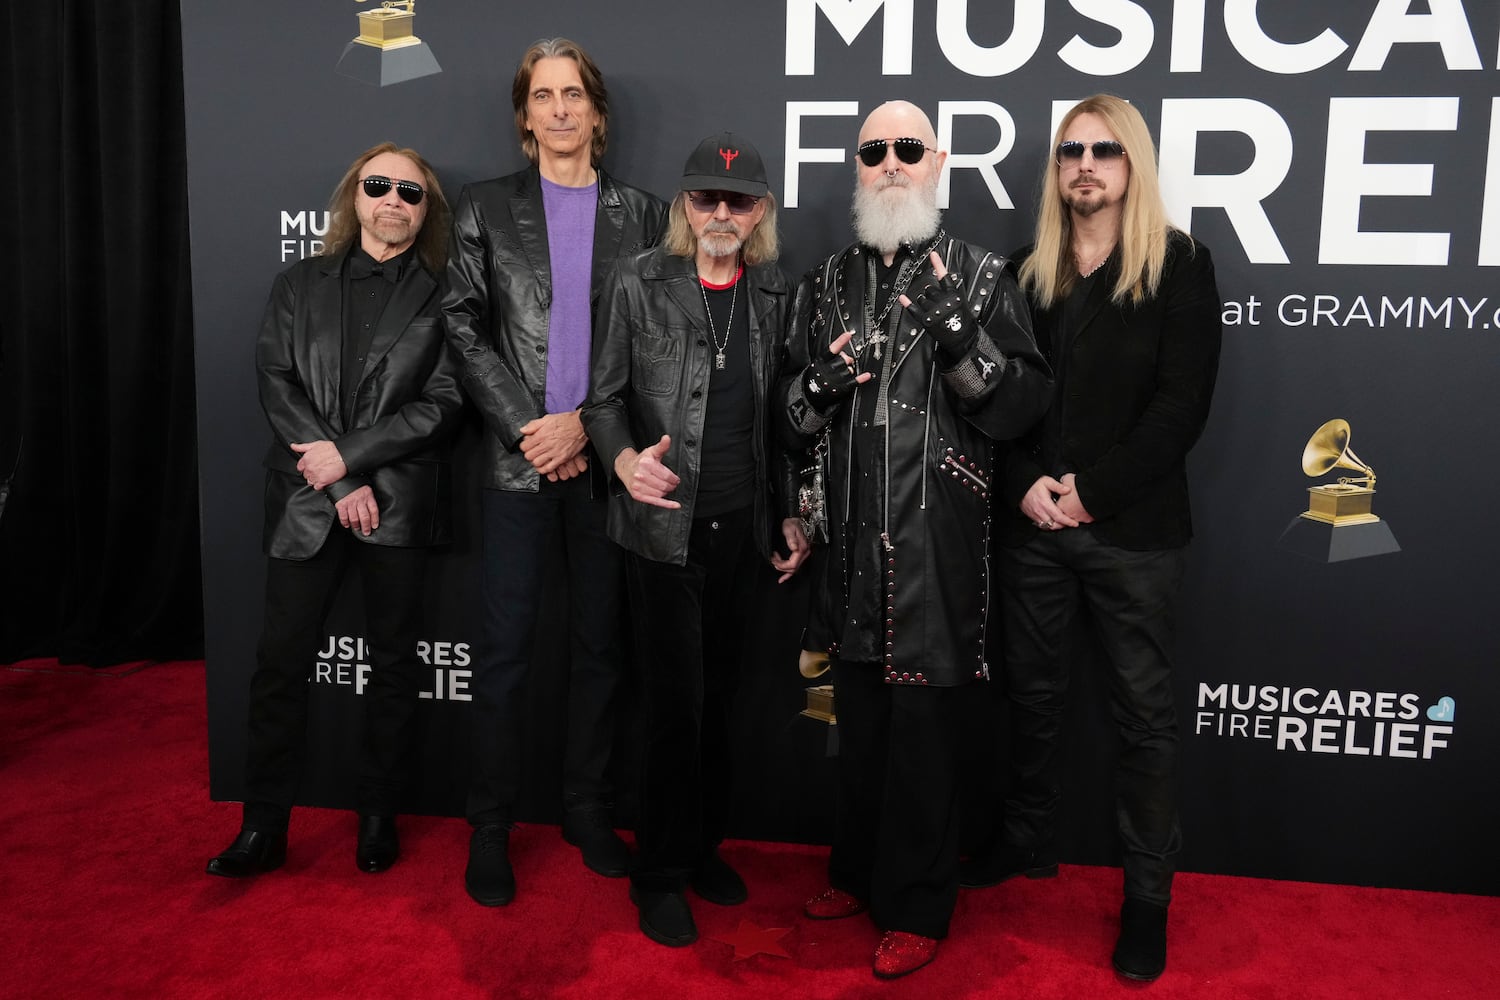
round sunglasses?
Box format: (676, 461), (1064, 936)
(361, 175), (426, 205)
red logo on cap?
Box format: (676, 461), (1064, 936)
(719, 148), (738, 170)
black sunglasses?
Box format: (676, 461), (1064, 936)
(1056, 140), (1126, 165)
(856, 137), (935, 168)
(361, 175), (425, 205)
(687, 190), (760, 215)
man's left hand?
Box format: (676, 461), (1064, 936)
(334, 484), (381, 536)
(772, 518), (812, 584)
(291, 440), (347, 490)
(900, 251), (977, 359)
(520, 410), (588, 476)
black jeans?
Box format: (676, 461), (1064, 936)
(467, 478), (625, 826)
(998, 528), (1186, 905)
(828, 659), (965, 939)
(626, 507), (756, 893)
(244, 531), (429, 830)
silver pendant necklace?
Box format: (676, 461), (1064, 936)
(699, 259), (740, 371)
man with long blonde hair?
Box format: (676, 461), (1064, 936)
(963, 94), (1222, 983)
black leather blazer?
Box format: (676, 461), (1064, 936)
(441, 165), (667, 492)
(256, 253), (464, 559)
(583, 249), (798, 566)
(999, 231), (1222, 550)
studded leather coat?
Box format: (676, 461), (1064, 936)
(781, 234), (1051, 686)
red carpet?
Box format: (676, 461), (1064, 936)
(2, 659), (1496, 999)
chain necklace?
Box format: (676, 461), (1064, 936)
(858, 231), (942, 361)
(1076, 245), (1114, 278)
(698, 258), (741, 371)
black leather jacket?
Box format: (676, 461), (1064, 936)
(583, 248), (800, 566)
(781, 235), (1051, 685)
(256, 253), (463, 560)
(442, 165), (666, 491)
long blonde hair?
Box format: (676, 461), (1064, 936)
(1020, 95), (1175, 308)
(662, 191), (780, 266)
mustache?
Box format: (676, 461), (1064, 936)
(702, 220), (739, 235)
(1068, 177), (1105, 190)
(872, 173), (912, 192)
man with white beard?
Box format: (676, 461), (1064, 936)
(781, 100), (1050, 979)
(584, 132), (811, 948)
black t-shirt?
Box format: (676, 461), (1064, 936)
(695, 269), (755, 518)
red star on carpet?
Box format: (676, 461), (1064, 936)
(712, 920), (793, 961)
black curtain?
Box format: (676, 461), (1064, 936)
(0, 2), (202, 663)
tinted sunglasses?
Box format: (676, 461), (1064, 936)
(1056, 140), (1126, 165)
(856, 137), (935, 167)
(361, 175), (426, 205)
(687, 190), (761, 215)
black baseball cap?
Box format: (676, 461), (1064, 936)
(680, 132), (769, 197)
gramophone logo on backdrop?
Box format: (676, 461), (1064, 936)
(1277, 418), (1400, 563)
(334, 0), (441, 87)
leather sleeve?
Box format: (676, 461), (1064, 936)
(579, 256), (639, 478)
(255, 269), (340, 458)
(440, 185), (539, 450)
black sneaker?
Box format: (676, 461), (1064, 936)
(465, 823), (515, 906)
(1112, 898), (1168, 981)
(630, 886), (698, 947)
(690, 849), (747, 905)
(561, 801), (631, 878)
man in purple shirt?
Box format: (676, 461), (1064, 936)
(442, 37), (666, 906)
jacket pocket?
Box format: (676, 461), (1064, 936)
(632, 327), (681, 397)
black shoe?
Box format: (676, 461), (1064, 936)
(690, 849), (747, 905)
(630, 886), (698, 947)
(206, 829), (287, 878)
(356, 815), (399, 873)
(958, 842), (1058, 889)
(1112, 898), (1168, 982)
(465, 823), (515, 906)
(561, 801), (631, 878)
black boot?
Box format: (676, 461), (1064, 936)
(1112, 897), (1168, 981)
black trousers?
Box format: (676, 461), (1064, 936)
(998, 528), (1186, 905)
(467, 477), (625, 826)
(828, 659), (966, 940)
(626, 507), (756, 893)
(243, 530), (429, 831)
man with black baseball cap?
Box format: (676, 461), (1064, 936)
(584, 131), (811, 947)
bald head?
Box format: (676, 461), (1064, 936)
(859, 100), (938, 148)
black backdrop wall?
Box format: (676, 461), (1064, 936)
(181, 1), (1500, 896)
(0, 1), (203, 664)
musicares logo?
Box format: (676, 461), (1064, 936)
(719, 148), (739, 170)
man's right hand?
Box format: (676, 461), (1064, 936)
(613, 434), (682, 509)
(801, 331), (872, 413)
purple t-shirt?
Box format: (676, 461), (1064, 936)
(541, 177), (598, 413)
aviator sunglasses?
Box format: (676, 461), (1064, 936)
(856, 137), (936, 167)
(361, 175), (426, 205)
(1056, 140), (1126, 165)
(687, 190), (761, 215)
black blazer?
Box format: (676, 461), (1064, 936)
(999, 232), (1221, 550)
(256, 252), (464, 559)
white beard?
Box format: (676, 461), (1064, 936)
(851, 171), (941, 254)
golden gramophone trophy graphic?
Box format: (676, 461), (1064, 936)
(1277, 418), (1400, 562)
(798, 650), (835, 725)
(335, 0), (441, 87)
